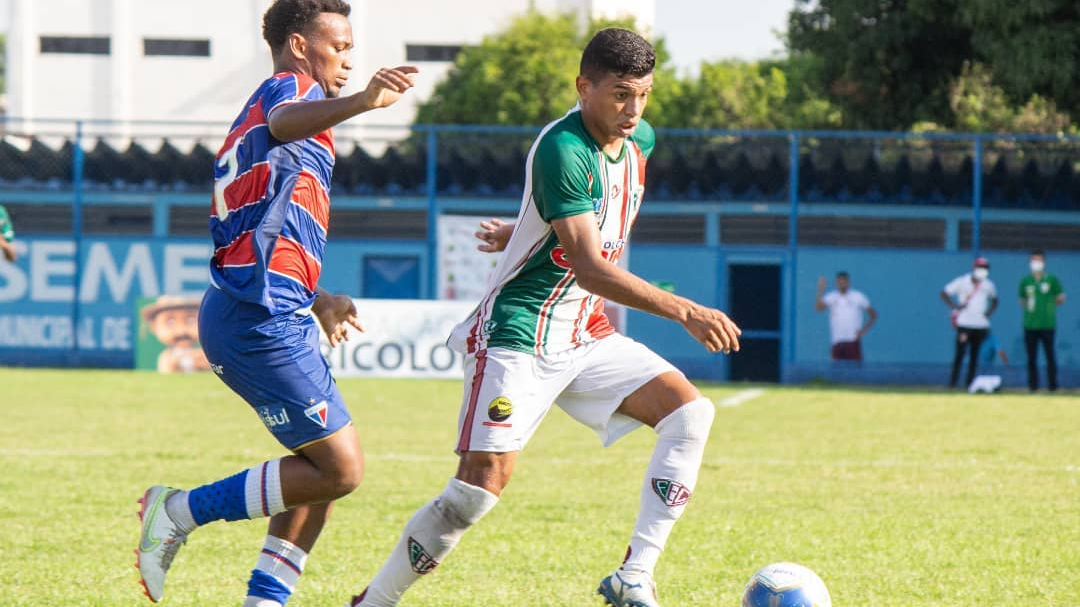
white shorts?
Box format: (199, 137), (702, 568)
(455, 333), (680, 453)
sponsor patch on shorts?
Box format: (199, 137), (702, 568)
(487, 396), (512, 421)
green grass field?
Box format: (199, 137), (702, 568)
(1, 368), (1077, 606)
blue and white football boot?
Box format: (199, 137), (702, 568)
(598, 569), (661, 607)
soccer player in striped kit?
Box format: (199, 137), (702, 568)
(346, 28), (741, 607)
(135, 1), (418, 605)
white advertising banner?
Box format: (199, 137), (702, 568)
(319, 299), (476, 378)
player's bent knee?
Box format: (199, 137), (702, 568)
(656, 397), (715, 443)
(322, 451), (365, 498)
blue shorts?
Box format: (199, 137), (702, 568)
(198, 286), (351, 451)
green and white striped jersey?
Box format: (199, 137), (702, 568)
(448, 106), (654, 356)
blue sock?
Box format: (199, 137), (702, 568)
(248, 570), (291, 605)
(186, 459), (286, 525)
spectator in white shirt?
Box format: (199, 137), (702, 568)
(815, 271), (877, 362)
(940, 256), (998, 388)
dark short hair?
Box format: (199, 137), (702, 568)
(836, 271), (850, 279)
(263, 0), (351, 54)
(1031, 248), (1046, 257)
(580, 28), (655, 81)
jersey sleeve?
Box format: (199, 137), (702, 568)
(631, 118), (656, 159)
(943, 276), (961, 297)
(264, 73), (326, 120)
(531, 132), (595, 222)
(1052, 276), (1064, 296)
(821, 292), (837, 307)
(857, 292), (871, 309)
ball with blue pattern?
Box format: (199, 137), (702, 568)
(741, 562), (831, 607)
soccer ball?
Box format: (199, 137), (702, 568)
(741, 562), (831, 607)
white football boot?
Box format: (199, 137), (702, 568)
(597, 569), (662, 607)
(136, 485), (188, 602)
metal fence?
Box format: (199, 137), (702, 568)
(1, 117), (1079, 376)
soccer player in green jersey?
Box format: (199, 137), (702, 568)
(345, 28), (741, 607)
(0, 204), (16, 262)
(1019, 248), (1065, 391)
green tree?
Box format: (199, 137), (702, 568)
(415, 12), (677, 126)
(788, 0), (972, 130)
(948, 62), (1072, 134)
(787, 0), (1079, 131)
(414, 11), (839, 131)
(957, 1), (1080, 122)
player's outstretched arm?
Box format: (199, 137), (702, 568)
(475, 218), (514, 253)
(0, 239), (16, 262)
(313, 287), (364, 347)
(551, 213), (741, 354)
(268, 66), (419, 142)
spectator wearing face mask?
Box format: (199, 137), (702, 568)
(1019, 248), (1065, 392)
(940, 257), (998, 389)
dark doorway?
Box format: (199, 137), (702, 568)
(727, 263), (782, 382)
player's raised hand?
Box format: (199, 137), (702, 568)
(358, 65), (419, 110)
(475, 218), (514, 253)
(681, 304), (741, 354)
(314, 292), (364, 348)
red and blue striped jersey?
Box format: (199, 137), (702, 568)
(209, 72), (335, 314)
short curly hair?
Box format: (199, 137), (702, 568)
(262, 0), (351, 54)
(580, 28), (655, 82)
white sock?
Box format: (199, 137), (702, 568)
(165, 491), (198, 535)
(356, 478), (499, 607)
(621, 398), (715, 577)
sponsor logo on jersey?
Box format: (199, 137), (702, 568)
(482, 319), (497, 336)
(304, 400), (328, 428)
(258, 406), (291, 430)
(550, 245), (572, 269)
(407, 536), (439, 574)
(651, 478), (691, 507)
(487, 396), (513, 422)
(610, 183), (621, 199)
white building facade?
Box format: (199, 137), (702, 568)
(5, 0), (653, 138)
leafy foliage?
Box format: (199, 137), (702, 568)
(414, 12), (839, 131)
(787, 0), (1079, 131)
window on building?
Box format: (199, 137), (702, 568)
(144, 38), (211, 57)
(40, 36), (110, 55)
(405, 44), (462, 62)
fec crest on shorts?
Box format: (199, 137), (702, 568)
(304, 400), (328, 428)
(651, 478), (691, 506)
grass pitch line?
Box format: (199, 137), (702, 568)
(718, 388), (765, 407)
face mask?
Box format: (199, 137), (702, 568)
(973, 268), (989, 280)
(1030, 260), (1045, 273)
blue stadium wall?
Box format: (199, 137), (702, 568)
(1, 212), (1076, 389)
